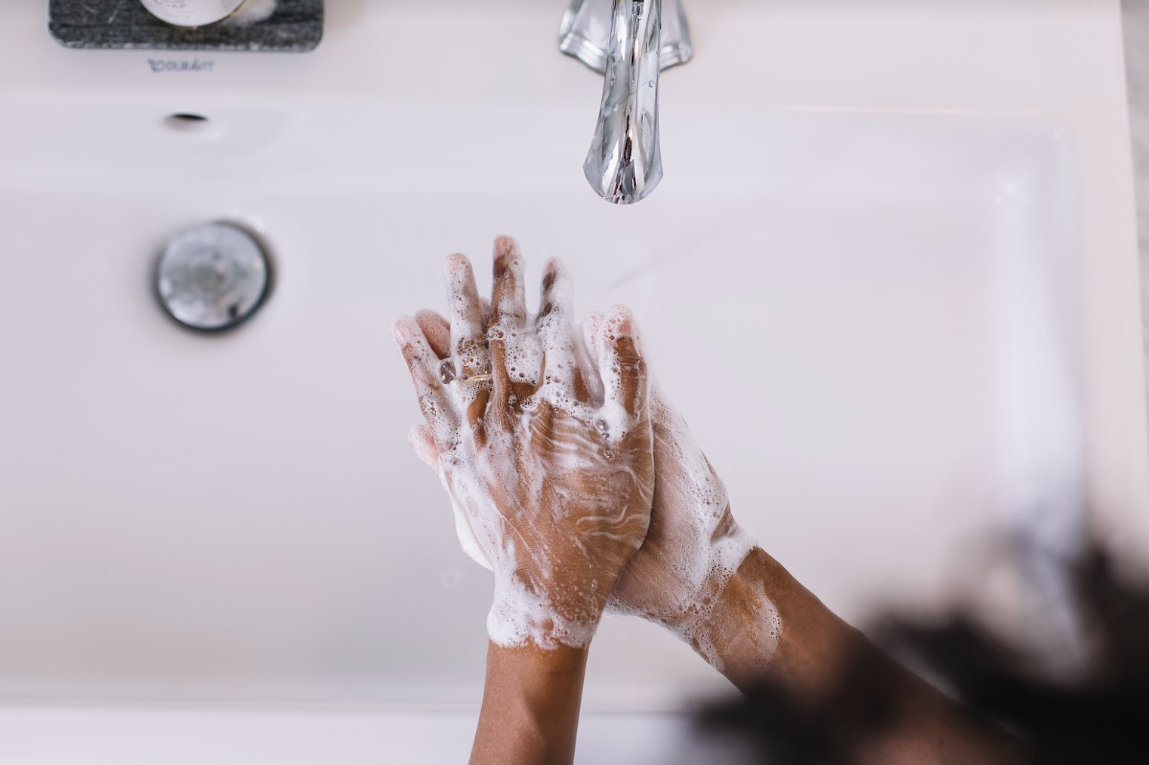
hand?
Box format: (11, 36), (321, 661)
(577, 315), (757, 659)
(395, 237), (655, 650)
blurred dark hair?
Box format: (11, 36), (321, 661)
(696, 542), (1149, 764)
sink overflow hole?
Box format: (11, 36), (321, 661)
(163, 113), (214, 135)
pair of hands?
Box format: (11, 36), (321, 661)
(394, 238), (1029, 765)
(394, 236), (753, 652)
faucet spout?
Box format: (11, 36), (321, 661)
(561, 0), (692, 205)
(585, 0), (663, 204)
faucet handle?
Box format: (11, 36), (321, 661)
(582, 0), (666, 205)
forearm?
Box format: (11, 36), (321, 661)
(683, 547), (1026, 765)
(698, 546), (858, 695)
(470, 642), (589, 765)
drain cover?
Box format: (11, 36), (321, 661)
(155, 221), (271, 332)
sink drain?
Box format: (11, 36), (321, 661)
(155, 221), (271, 332)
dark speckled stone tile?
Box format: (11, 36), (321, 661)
(49, 0), (323, 51)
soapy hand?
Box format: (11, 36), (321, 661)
(563, 310), (753, 661)
(395, 237), (655, 650)
(578, 314), (759, 662)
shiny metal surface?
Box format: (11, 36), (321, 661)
(559, 0), (692, 73)
(582, 0), (665, 204)
(155, 221), (270, 332)
(563, 0), (690, 204)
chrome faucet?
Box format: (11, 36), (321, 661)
(560, 0), (693, 204)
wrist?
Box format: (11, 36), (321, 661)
(484, 640), (590, 683)
(472, 641), (589, 765)
(488, 573), (603, 650)
(658, 544), (773, 674)
(694, 547), (865, 696)
(646, 520), (758, 651)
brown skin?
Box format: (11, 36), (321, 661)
(698, 547), (1028, 765)
(470, 643), (589, 765)
(398, 239), (654, 765)
(404, 238), (1026, 765)
(464, 547), (1023, 765)
(397, 240), (654, 648)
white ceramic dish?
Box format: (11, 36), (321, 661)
(139, 0), (247, 27)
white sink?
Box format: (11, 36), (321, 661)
(1, 1), (1146, 762)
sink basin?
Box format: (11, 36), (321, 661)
(1, 0), (1146, 762)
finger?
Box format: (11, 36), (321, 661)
(415, 309), (451, 360)
(581, 311), (604, 369)
(444, 254), (488, 376)
(579, 312), (607, 404)
(538, 258), (572, 325)
(489, 336), (514, 423)
(393, 316), (459, 440)
(408, 424), (440, 469)
(465, 386), (491, 435)
(597, 305), (649, 420)
(528, 397), (556, 445)
(488, 236), (527, 332)
(536, 258), (585, 397)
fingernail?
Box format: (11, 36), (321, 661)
(391, 319), (410, 346)
(542, 263), (558, 292)
(493, 236), (517, 276)
(494, 235), (516, 258)
(445, 253), (468, 277)
(612, 306), (635, 336)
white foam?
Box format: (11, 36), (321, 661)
(606, 382), (762, 662)
(403, 258), (651, 649)
(402, 286), (771, 655)
(693, 573), (783, 673)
